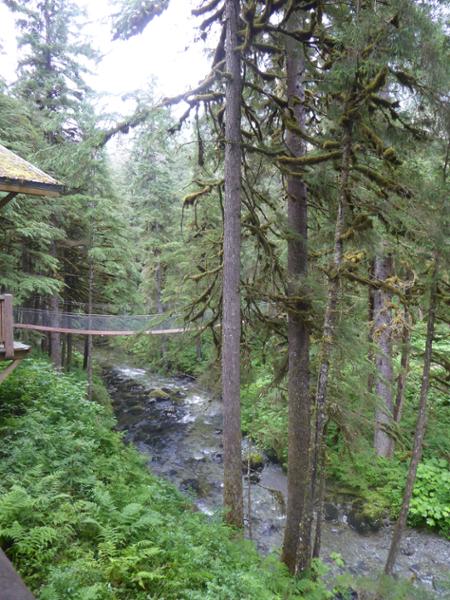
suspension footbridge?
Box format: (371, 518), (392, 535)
(13, 307), (192, 336)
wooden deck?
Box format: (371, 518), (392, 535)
(0, 550), (35, 600)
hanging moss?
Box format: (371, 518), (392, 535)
(383, 146), (401, 164)
(322, 140), (341, 150)
(364, 66), (388, 95)
(361, 123), (385, 154)
(282, 114), (317, 145)
(352, 164), (410, 196)
(182, 186), (212, 207)
(277, 150), (342, 166)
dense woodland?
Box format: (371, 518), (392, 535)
(0, 0), (449, 598)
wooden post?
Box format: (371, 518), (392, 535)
(1, 294), (15, 359)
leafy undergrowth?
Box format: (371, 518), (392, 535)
(0, 359), (330, 600)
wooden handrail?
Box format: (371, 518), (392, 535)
(0, 294), (14, 359)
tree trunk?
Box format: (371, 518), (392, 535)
(49, 243), (61, 369)
(196, 335), (203, 361)
(393, 306), (411, 423)
(66, 333), (73, 372)
(368, 260), (375, 394)
(155, 259), (168, 356)
(281, 18), (311, 575)
(385, 256), (439, 575)
(311, 121), (353, 559)
(83, 336), (88, 370)
(373, 252), (394, 457)
(222, 0), (243, 528)
(50, 293), (61, 369)
(87, 254), (94, 401)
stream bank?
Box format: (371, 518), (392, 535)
(102, 361), (450, 598)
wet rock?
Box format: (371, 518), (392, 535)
(180, 478), (202, 496)
(212, 452), (223, 463)
(248, 451), (265, 471)
(126, 403), (144, 415)
(333, 589), (358, 600)
(347, 506), (382, 534)
(324, 502), (339, 522)
(268, 489), (286, 514)
(149, 388), (171, 400)
(401, 541), (415, 556)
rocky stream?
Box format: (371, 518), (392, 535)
(102, 362), (450, 598)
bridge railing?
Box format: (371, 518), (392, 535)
(13, 307), (186, 334)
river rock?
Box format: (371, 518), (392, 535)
(242, 450), (265, 471)
(126, 403), (144, 415)
(401, 541), (415, 556)
(149, 388), (171, 400)
(324, 502), (339, 522)
(180, 478), (202, 496)
(347, 506), (382, 534)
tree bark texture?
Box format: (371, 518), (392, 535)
(393, 306), (411, 423)
(385, 257), (439, 575)
(373, 252), (394, 457)
(367, 260), (375, 394)
(311, 121), (353, 559)
(66, 333), (73, 371)
(49, 243), (61, 369)
(87, 255), (94, 401)
(222, 0), (243, 528)
(281, 24), (311, 575)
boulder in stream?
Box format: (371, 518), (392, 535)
(149, 388), (171, 400)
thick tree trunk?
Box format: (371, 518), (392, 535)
(385, 257), (439, 575)
(281, 21), (311, 574)
(311, 121), (353, 559)
(373, 252), (394, 457)
(222, 0), (243, 528)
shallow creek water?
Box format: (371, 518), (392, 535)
(103, 362), (450, 598)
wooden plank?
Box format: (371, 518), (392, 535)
(0, 181), (62, 197)
(0, 342), (31, 361)
(0, 358), (23, 384)
(0, 548), (35, 599)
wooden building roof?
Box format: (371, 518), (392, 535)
(0, 143), (64, 198)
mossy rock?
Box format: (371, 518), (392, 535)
(149, 388), (171, 400)
(242, 450), (265, 472)
(347, 502), (384, 534)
